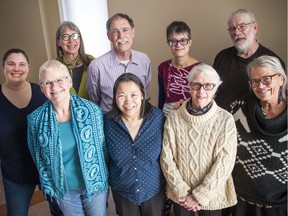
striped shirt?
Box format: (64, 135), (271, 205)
(87, 49), (152, 112)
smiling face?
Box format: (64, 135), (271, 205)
(40, 61), (72, 104)
(3, 53), (29, 85)
(115, 80), (144, 119)
(190, 72), (217, 109)
(168, 32), (192, 58)
(57, 27), (80, 59)
(250, 67), (284, 103)
(107, 17), (135, 57)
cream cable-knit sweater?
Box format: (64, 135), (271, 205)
(160, 99), (237, 210)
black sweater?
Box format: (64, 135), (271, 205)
(231, 93), (287, 207)
(213, 44), (285, 111)
(0, 83), (47, 184)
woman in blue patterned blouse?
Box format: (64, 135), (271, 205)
(104, 73), (166, 216)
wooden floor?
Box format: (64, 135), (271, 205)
(0, 187), (117, 216)
(0, 190), (46, 216)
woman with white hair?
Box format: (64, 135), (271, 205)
(230, 55), (287, 216)
(161, 63), (238, 216)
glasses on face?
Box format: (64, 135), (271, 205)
(190, 82), (216, 91)
(42, 76), (69, 88)
(109, 27), (132, 36)
(60, 33), (81, 41)
(168, 38), (190, 46)
(227, 22), (254, 33)
(249, 74), (279, 88)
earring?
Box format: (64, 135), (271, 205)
(278, 86), (283, 104)
(58, 49), (63, 58)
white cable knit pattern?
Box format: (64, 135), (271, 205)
(160, 100), (238, 210)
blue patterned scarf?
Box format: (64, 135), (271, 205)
(27, 94), (108, 199)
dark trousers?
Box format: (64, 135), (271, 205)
(173, 202), (221, 216)
(46, 195), (63, 216)
(231, 198), (287, 216)
(221, 207), (232, 216)
(112, 188), (165, 216)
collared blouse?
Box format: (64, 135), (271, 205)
(104, 106), (165, 205)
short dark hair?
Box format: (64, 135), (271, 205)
(2, 48), (29, 68)
(166, 21), (191, 41)
(108, 73), (151, 120)
(106, 13), (135, 32)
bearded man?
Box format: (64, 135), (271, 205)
(213, 9), (285, 111)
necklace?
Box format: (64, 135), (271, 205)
(260, 104), (268, 119)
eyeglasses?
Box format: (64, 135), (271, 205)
(60, 33), (81, 41)
(249, 74), (279, 88)
(227, 22), (254, 33)
(168, 38), (190, 46)
(41, 76), (69, 88)
(190, 82), (216, 91)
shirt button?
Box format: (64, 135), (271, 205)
(136, 189), (139, 192)
(135, 179), (138, 181)
(133, 155), (136, 159)
(134, 167), (137, 170)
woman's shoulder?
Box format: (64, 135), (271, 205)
(158, 59), (171, 68)
(28, 100), (49, 121)
(72, 94), (103, 113)
(148, 105), (165, 118)
(86, 54), (95, 61)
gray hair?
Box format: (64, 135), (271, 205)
(228, 9), (256, 25)
(106, 13), (134, 32)
(188, 63), (223, 88)
(55, 21), (91, 68)
(227, 9), (259, 42)
(247, 55), (287, 100)
(39, 60), (70, 84)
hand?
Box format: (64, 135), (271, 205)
(173, 99), (185, 110)
(179, 194), (201, 212)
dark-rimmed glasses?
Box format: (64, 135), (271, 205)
(60, 33), (81, 41)
(168, 38), (190, 46)
(227, 22), (254, 33)
(190, 82), (216, 91)
(249, 74), (279, 88)
(41, 76), (69, 88)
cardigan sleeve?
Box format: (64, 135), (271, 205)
(192, 114), (237, 206)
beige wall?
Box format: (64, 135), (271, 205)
(0, 0), (60, 82)
(0, 0), (287, 105)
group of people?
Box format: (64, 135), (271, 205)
(0, 8), (286, 216)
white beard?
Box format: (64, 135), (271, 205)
(234, 33), (254, 53)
